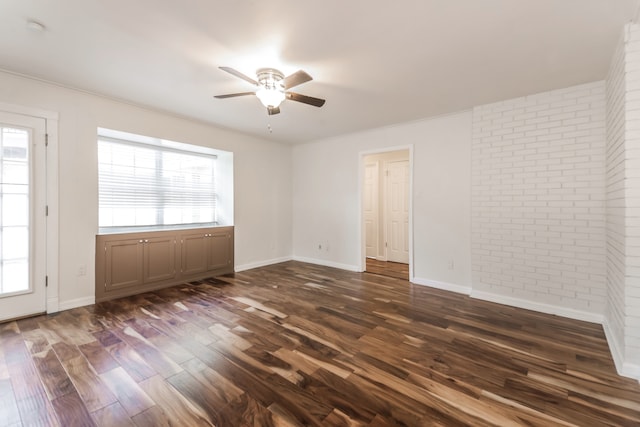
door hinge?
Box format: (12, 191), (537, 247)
(45, 133), (49, 147)
(385, 242), (388, 247)
(45, 276), (48, 287)
(45, 205), (49, 216)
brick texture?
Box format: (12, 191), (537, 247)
(620, 23), (640, 366)
(605, 24), (627, 365)
(472, 82), (607, 313)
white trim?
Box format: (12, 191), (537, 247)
(58, 297), (95, 312)
(620, 362), (640, 381)
(602, 318), (640, 381)
(292, 256), (360, 272)
(412, 277), (472, 295)
(234, 256), (293, 272)
(603, 319), (627, 377)
(45, 117), (59, 314)
(0, 101), (59, 120)
(471, 290), (604, 324)
(47, 297), (59, 313)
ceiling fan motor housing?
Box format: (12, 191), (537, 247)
(257, 68), (285, 90)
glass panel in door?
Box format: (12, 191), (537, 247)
(0, 112), (46, 321)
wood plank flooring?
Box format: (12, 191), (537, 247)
(1, 261), (639, 426)
(366, 259), (409, 280)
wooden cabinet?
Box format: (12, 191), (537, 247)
(143, 236), (177, 283)
(96, 226), (233, 302)
(180, 233), (208, 276)
(180, 229), (233, 276)
(104, 238), (143, 290)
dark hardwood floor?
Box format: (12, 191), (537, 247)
(366, 258), (409, 280)
(1, 261), (639, 426)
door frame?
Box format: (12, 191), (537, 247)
(0, 101), (59, 317)
(358, 145), (414, 281)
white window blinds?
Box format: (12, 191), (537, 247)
(98, 137), (217, 228)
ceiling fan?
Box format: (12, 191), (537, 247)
(214, 66), (326, 115)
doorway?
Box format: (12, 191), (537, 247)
(0, 111), (48, 321)
(361, 149), (411, 280)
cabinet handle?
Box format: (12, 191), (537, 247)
(139, 240), (144, 243)
(144, 239), (149, 243)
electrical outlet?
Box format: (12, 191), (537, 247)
(78, 264), (86, 276)
(448, 260), (454, 270)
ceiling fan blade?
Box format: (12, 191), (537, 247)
(214, 92), (255, 99)
(283, 70), (312, 89)
(286, 92), (326, 107)
(219, 66), (258, 86)
(267, 106), (280, 115)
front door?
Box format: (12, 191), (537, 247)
(0, 111), (47, 321)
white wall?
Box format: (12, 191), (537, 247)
(605, 23), (628, 376)
(471, 81), (607, 321)
(604, 22), (640, 380)
(0, 70), (292, 309)
(292, 111), (473, 290)
(622, 22), (640, 381)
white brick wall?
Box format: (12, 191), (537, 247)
(605, 24), (628, 370)
(472, 82), (607, 314)
(622, 24), (640, 369)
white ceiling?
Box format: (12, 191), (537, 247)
(1, 0), (638, 144)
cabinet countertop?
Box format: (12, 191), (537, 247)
(98, 223), (232, 236)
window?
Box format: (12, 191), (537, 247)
(0, 126), (30, 294)
(98, 131), (218, 228)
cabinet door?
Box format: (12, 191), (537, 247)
(181, 233), (208, 276)
(208, 230), (232, 271)
(104, 239), (143, 291)
(144, 236), (176, 283)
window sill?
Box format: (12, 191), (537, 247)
(97, 222), (231, 235)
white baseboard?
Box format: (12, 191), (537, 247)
(603, 318), (640, 381)
(234, 256), (293, 272)
(292, 256), (361, 272)
(603, 319), (627, 377)
(621, 362), (640, 381)
(412, 277), (472, 295)
(470, 290), (604, 324)
(58, 296), (95, 311)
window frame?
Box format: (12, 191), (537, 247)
(97, 129), (229, 232)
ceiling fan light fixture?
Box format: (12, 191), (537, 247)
(256, 86), (285, 108)
(255, 68), (286, 108)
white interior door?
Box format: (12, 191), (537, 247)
(385, 160), (409, 264)
(363, 162), (378, 258)
(0, 112), (47, 321)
